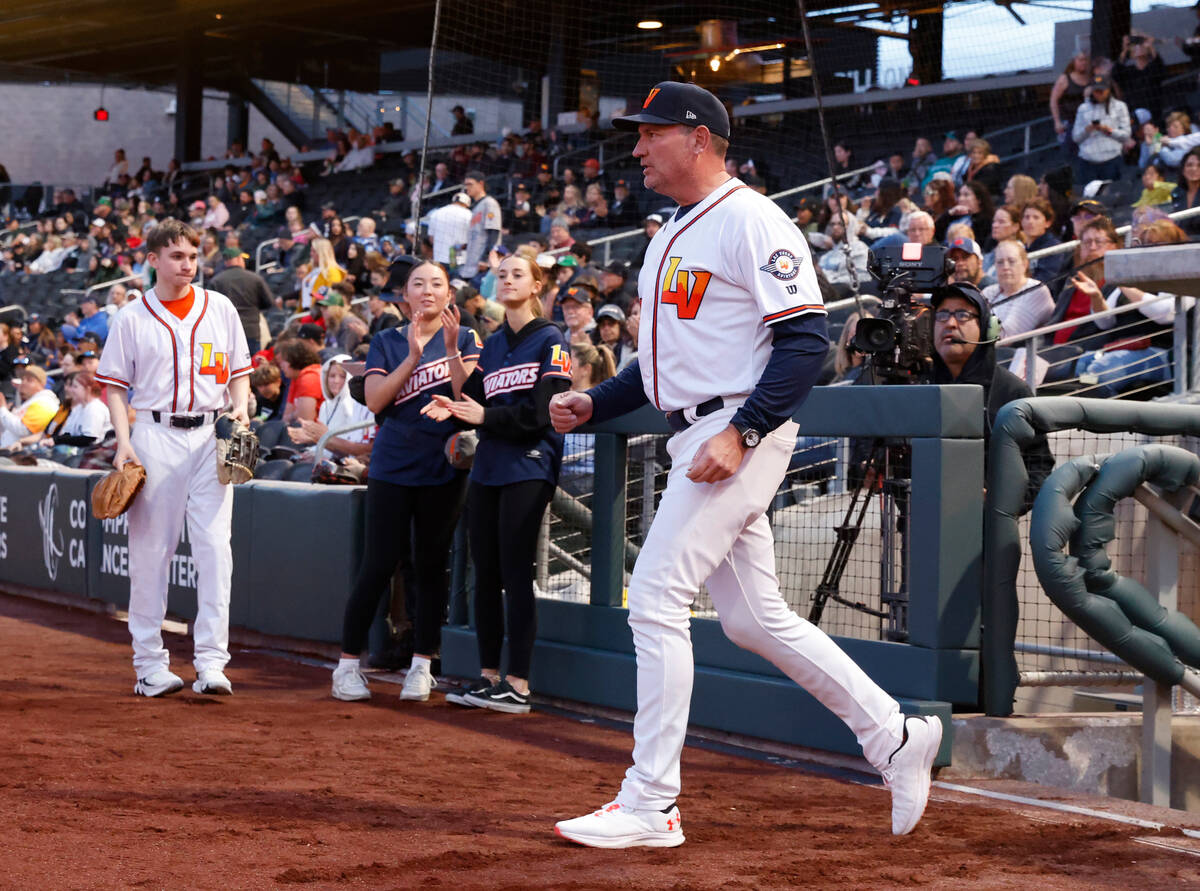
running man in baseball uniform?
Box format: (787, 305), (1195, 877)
(549, 82), (941, 848)
(96, 220), (252, 698)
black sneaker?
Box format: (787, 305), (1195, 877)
(445, 676), (492, 707)
(464, 679), (531, 714)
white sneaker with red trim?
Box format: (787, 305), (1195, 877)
(554, 801), (685, 848)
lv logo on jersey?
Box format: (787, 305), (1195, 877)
(549, 344), (572, 375)
(660, 257), (711, 320)
(199, 342), (229, 385)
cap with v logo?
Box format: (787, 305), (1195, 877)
(613, 82), (731, 140)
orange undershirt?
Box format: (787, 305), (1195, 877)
(162, 285), (195, 320)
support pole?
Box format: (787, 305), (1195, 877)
(1141, 509), (1178, 806)
(174, 34), (204, 162)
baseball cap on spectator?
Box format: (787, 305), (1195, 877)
(946, 236), (983, 260)
(221, 247), (250, 259)
(453, 192), (472, 207)
(930, 171), (954, 184)
(556, 255), (578, 268)
(21, 365), (47, 386)
(794, 196), (817, 212)
(297, 323), (325, 342)
(321, 200), (337, 211)
(316, 293), (345, 307)
(77, 350), (98, 361)
(454, 283), (478, 307)
(535, 252), (557, 270)
(1134, 108), (1152, 127)
(91, 217), (106, 227)
(645, 213), (664, 225)
(189, 200), (205, 212)
(596, 303), (626, 323)
(480, 300), (504, 324)
(613, 82), (731, 140)
(944, 131), (960, 141)
(493, 244), (510, 257)
(614, 179), (629, 190)
(1070, 198), (1107, 217)
(389, 178), (407, 188)
(1090, 74), (1111, 90)
(538, 163), (551, 174)
(558, 286), (593, 305)
(97, 197), (112, 207)
(604, 260), (628, 278)
(583, 158), (600, 170)
(515, 182), (531, 193)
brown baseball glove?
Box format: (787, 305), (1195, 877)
(215, 413), (259, 485)
(91, 463), (146, 520)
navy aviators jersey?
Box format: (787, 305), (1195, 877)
(363, 323), (483, 486)
(462, 317), (573, 487)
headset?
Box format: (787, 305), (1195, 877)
(934, 282), (1002, 345)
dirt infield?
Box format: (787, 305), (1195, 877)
(2, 593), (1198, 889)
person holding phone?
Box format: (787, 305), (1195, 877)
(1072, 75), (1131, 184)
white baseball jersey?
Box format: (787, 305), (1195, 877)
(96, 286), (252, 412)
(637, 178), (825, 411)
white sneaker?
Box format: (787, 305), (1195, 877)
(881, 715), (943, 835)
(331, 663), (370, 701)
(400, 663), (433, 701)
(134, 668), (184, 698)
(554, 802), (685, 849)
(192, 668), (233, 695)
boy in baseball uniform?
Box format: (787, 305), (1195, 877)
(550, 83), (941, 847)
(97, 220), (252, 697)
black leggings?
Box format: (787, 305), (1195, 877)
(467, 479), (554, 680)
(341, 474), (468, 656)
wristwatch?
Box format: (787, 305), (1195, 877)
(732, 421), (761, 449)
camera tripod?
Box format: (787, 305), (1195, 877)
(808, 436), (911, 643)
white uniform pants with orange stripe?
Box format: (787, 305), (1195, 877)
(616, 406), (905, 811)
(126, 419), (233, 677)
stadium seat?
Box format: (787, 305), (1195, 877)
(253, 459), (292, 480)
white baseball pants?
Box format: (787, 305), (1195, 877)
(126, 419), (233, 677)
(616, 407), (905, 811)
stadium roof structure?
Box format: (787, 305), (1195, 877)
(0, 0), (974, 90)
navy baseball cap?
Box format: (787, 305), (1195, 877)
(613, 82), (730, 140)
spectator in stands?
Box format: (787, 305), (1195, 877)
(922, 176), (957, 221)
(792, 197), (818, 237)
(931, 285), (1053, 485)
(317, 292), (368, 357)
(336, 134), (376, 174)
(946, 236), (994, 290)
(203, 194), (230, 231)
(61, 295), (109, 346)
(366, 286), (403, 336)
(548, 217), (574, 251)
(40, 371), (110, 448)
(209, 247), (273, 354)
(856, 178), (904, 242)
(554, 184), (587, 227)
(1069, 217), (1192, 397)
(1003, 175), (1038, 209)
(982, 239), (1053, 338)
(829, 312), (866, 385)
(451, 105), (474, 136)
(1051, 51), (1093, 158)
(593, 304), (634, 372)
(577, 183), (612, 228)
(460, 170), (502, 280)
(1153, 112), (1200, 171)
(559, 284), (597, 345)
(1134, 160), (1176, 210)
(1073, 76), (1131, 184)
(924, 133), (968, 188)
(816, 211), (868, 294)
(907, 137), (937, 194)
(1020, 197), (1067, 288)
(250, 362), (285, 422)
(936, 182), (994, 243)
(0, 364), (60, 449)
(608, 179), (639, 229)
(354, 218), (380, 254)
(598, 261), (633, 307)
(569, 340), (616, 397)
(300, 238), (347, 311)
(427, 192), (472, 266)
(1067, 198), (1108, 239)
(581, 158), (606, 192)
(827, 140), (869, 196)
(1044, 217), (1121, 372)
(329, 260), (477, 703)
(286, 354), (374, 461)
(983, 204), (1021, 276)
(1115, 33), (1166, 122)
(1171, 148), (1200, 234)
(28, 234), (67, 274)
(963, 139), (1003, 195)
(105, 149), (128, 188)
(277, 338), (323, 422)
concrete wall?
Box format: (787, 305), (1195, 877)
(0, 83), (297, 187)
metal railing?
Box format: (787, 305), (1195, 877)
(1027, 206), (1200, 263)
(313, 418), (375, 462)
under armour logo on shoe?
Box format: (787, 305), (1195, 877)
(666, 817), (678, 831)
(604, 804), (622, 813)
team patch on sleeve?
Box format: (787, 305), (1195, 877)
(759, 249), (801, 281)
(546, 344), (572, 378)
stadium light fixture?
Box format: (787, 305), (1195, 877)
(637, 20), (663, 30)
(709, 55), (721, 72)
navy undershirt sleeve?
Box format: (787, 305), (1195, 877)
(731, 314), (829, 434)
(586, 359), (650, 423)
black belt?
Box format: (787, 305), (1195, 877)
(150, 410), (219, 429)
(664, 396), (724, 433)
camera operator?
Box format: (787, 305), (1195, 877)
(932, 283), (1053, 492)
